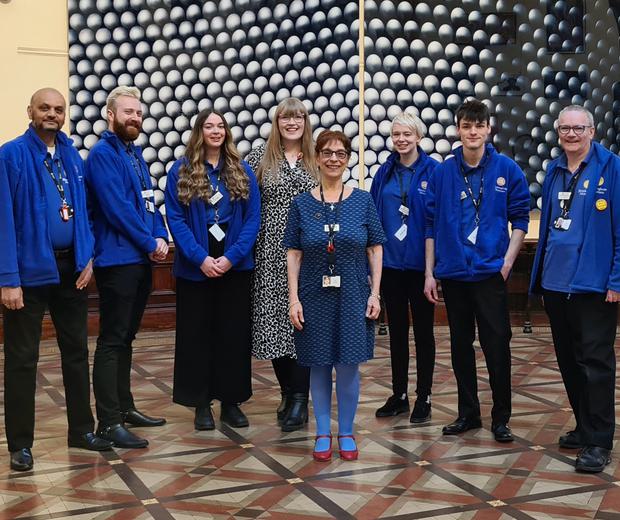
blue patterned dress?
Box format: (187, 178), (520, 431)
(283, 188), (386, 366)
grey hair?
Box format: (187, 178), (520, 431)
(555, 105), (594, 129)
(391, 111), (427, 138)
(106, 86), (141, 113)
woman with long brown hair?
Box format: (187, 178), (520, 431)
(246, 98), (318, 432)
(165, 109), (260, 430)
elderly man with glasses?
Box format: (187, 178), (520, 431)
(530, 105), (620, 473)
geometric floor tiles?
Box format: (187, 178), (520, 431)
(1, 328), (620, 519)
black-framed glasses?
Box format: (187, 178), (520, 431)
(320, 149), (348, 161)
(558, 125), (592, 136)
(278, 115), (305, 123)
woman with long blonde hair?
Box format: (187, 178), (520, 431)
(165, 109), (261, 430)
(246, 98), (318, 432)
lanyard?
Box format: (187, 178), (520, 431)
(125, 145), (149, 191)
(460, 161), (485, 225)
(397, 167), (414, 214)
(319, 183), (344, 274)
(559, 163), (586, 219)
(43, 154), (68, 203)
(208, 166), (223, 224)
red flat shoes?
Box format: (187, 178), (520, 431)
(312, 434), (332, 462)
(338, 434), (359, 461)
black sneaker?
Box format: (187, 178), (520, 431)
(376, 394), (410, 417)
(410, 396), (431, 423)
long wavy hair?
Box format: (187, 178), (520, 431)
(177, 109), (249, 205)
(256, 97), (318, 183)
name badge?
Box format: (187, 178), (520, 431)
(554, 217), (571, 231)
(322, 275), (341, 288)
(398, 204), (409, 216)
(467, 226), (478, 245)
(558, 191), (571, 200)
(145, 200), (155, 213)
(324, 224), (340, 232)
(208, 223), (226, 241)
(141, 189), (154, 199)
(209, 191), (223, 205)
(394, 223), (407, 241)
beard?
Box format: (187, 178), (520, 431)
(113, 119), (141, 142)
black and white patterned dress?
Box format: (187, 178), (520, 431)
(246, 144), (317, 360)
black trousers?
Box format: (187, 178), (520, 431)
(381, 268), (436, 397)
(3, 257), (94, 451)
(272, 356), (310, 395)
(93, 263), (152, 426)
(543, 290), (617, 449)
(441, 273), (512, 424)
(173, 272), (252, 407)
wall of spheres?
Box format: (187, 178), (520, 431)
(68, 0), (620, 213)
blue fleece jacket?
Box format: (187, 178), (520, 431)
(425, 143), (530, 281)
(164, 158), (261, 281)
(530, 141), (620, 295)
(85, 131), (168, 268)
(0, 126), (93, 287)
(370, 149), (438, 271)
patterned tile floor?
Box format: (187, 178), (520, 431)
(1, 328), (620, 519)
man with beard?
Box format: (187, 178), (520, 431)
(0, 88), (112, 471)
(86, 86), (169, 448)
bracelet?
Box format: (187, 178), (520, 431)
(370, 293), (381, 301)
(288, 301), (301, 310)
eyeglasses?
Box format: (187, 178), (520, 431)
(320, 150), (349, 161)
(278, 115), (304, 123)
(558, 125), (592, 136)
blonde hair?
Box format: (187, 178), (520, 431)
(177, 109), (249, 205)
(391, 111), (427, 138)
(256, 97), (317, 183)
(106, 86), (141, 113)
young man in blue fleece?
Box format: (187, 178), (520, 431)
(530, 105), (620, 473)
(424, 99), (529, 443)
(86, 86), (169, 449)
(0, 88), (112, 472)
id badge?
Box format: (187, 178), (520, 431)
(394, 223), (407, 241)
(145, 200), (155, 213)
(322, 275), (341, 288)
(558, 191), (571, 200)
(141, 189), (154, 199)
(208, 223), (226, 241)
(324, 224), (340, 232)
(209, 191), (223, 205)
(398, 204), (410, 216)
(554, 217), (571, 231)
(59, 204), (73, 222)
(467, 226), (478, 245)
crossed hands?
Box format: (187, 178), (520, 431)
(200, 256), (233, 278)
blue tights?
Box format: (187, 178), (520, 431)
(310, 363), (360, 452)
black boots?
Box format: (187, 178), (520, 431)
(281, 393), (309, 432)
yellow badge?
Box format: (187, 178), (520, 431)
(421, 181), (428, 190)
(496, 176), (506, 186)
(583, 180), (589, 189)
(599, 177), (604, 186)
(596, 199), (608, 211)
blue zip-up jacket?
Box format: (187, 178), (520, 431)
(0, 126), (93, 287)
(370, 149), (438, 271)
(425, 143), (530, 280)
(530, 141), (620, 294)
(164, 158), (261, 281)
(85, 131), (168, 268)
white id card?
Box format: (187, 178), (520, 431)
(209, 191), (223, 205)
(324, 224), (340, 232)
(145, 200), (155, 213)
(555, 217), (572, 230)
(141, 189), (154, 199)
(398, 204), (410, 216)
(467, 226), (478, 245)
(394, 223), (408, 241)
(558, 191), (571, 200)
(322, 275), (341, 288)
(208, 223), (226, 241)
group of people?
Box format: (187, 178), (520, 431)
(1, 86), (617, 475)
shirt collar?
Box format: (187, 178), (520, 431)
(557, 144), (594, 173)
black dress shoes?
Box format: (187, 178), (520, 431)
(10, 448), (33, 472)
(491, 423), (514, 443)
(68, 432), (114, 451)
(195, 406), (215, 431)
(221, 403), (249, 428)
(121, 409), (166, 427)
(575, 446), (611, 473)
(97, 424), (149, 448)
(442, 417), (482, 435)
(376, 394), (410, 417)
(281, 393), (309, 432)
(559, 430), (583, 449)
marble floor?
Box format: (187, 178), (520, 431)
(1, 328), (620, 520)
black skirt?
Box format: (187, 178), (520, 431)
(172, 268), (252, 407)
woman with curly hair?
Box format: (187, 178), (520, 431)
(165, 109), (260, 430)
(246, 98), (318, 432)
